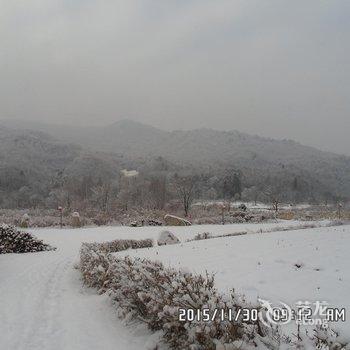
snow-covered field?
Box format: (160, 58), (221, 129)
(118, 224), (350, 334)
(193, 200), (313, 210)
(0, 221), (348, 349)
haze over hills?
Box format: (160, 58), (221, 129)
(0, 119), (350, 206)
(0, 125), (130, 208)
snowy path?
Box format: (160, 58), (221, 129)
(0, 246), (151, 350)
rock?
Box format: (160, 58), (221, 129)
(20, 213), (30, 228)
(164, 214), (191, 226)
(157, 230), (180, 246)
(71, 212), (81, 228)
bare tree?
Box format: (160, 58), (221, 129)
(271, 196), (280, 213)
(149, 175), (167, 209)
(174, 175), (196, 217)
(91, 183), (111, 212)
(337, 202), (342, 219)
(263, 186), (281, 213)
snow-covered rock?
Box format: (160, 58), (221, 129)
(20, 213), (30, 228)
(164, 214), (191, 226)
(157, 230), (180, 246)
(71, 211), (81, 227)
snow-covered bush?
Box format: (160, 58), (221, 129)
(189, 231), (247, 242)
(309, 326), (349, 349)
(0, 209), (95, 228)
(80, 238), (348, 350)
(0, 224), (55, 254)
(129, 218), (163, 227)
(148, 219), (163, 226)
(79, 239), (279, 349)
(193, 232), (213, 240)
(80, 239), (154, 295)
(83, 238), (153, 255)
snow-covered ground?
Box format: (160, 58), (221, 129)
(117, 225), (350, 335)
(0, 220), (347, 349)
(193, 200), (313, 210)
(0, 238), (153, 350)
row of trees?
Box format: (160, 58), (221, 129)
(8, 170), (241, 216)
(1, 163), (345, 215)
(43, 170), (325, 216)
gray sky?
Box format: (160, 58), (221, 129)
(0, 0), (349, 155)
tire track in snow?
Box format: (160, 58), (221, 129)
(23, 257), (71, 350)
(0, 253), (62, 292)
(1, 256), (72, 350)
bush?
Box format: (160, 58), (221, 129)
(0, 224), (55, 254)
(193, 232), (213, 240)
(80, 239), (278, 349)
(79, 238), (348, 350)
(82, 238), (153, 255)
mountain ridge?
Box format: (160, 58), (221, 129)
(1, 118), (346, 157)
(1, 119), (349, 200)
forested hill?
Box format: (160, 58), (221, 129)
(1, 120), (350, 206)
(0, 126), (127, 208)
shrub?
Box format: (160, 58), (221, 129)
(79, 239), (279, 349)
(79, 238), (348, 350)
(0, 224), (55, 254)
(194, 232), (213, 240)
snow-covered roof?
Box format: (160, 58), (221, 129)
(121, 169), (139, 178)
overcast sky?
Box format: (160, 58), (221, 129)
(0, 0), (349, 154)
